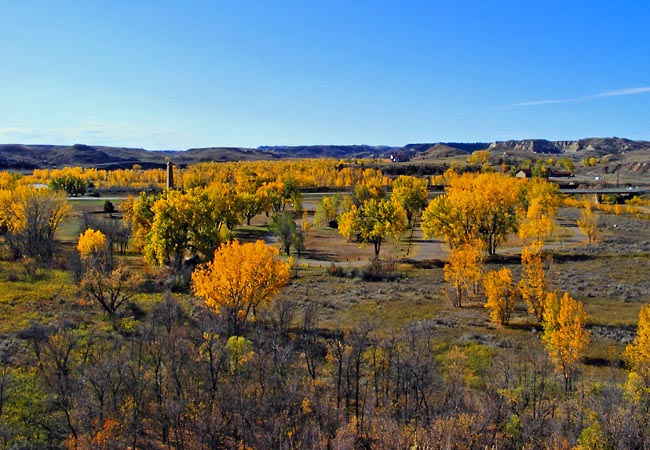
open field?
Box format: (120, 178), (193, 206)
(273, 205), (649, 362)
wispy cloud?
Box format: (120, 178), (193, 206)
(592, 87), (650, 98)
(513, 86), (650, 107)
(0, 121), (178, 149)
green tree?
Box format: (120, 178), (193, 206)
(50, 174), (87, 196)
(269, 211), (297, 255)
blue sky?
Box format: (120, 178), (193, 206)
(1, 1), (649, 149)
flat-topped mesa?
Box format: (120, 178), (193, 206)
(489, 139), (562, 154)
(488, 137), (650, 155)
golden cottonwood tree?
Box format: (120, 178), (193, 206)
(390, 175), (429, 226)
(0, 186), (70, 261)
(238, 191), (264, 225)
(188, 184), (240, 257)
(518, 179), (560, 242)
(353, 175), (387, 205)
(577, 204), (598, 244)
(191, 240), (290, 335)
(623, 304), (650, 400)
(421, 172), (521, 254)
(444, 238), (484, 307)
(466, 149), (491, 168)
(77, 228), (109, 271)
(126, 185), (241, 268)
(542, 292), (590, 392)
(145, 190), (194, 268)
(121, 193), (156, 252)
(313, 195), (342, 227)
(77, 229), (107, 258)
(483, 267), (516, 326)
(518, 241), (548, 321)
(337, 198), (407, 258)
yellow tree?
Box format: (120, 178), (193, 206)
(77, 228), (109, 271)
(483, 267), (516, 326)
(353, 175), (386, 205)
(444, 238), (485, 307)
(623, 304), (650, 401)
(542, 292), (590, 392)
(421, 172), (521, 255)
(0, 186), (70, 261)
(577, 204), (598, 244)
(314, 195), (342, 227)
(518, 178), (560, 242)
(518, 241), (548, 321)
(191, 240), (290, 335)
(466, 149), (491, 170)
(337, 198), (407, 259)
(121, 192), (156, 252)
(144, 190), (194, 268)
(77, 229), (107, 258)
(188, 184), (238, 258)
(258, 181), (285, 214)
(238, 191), (264, 226)
(390, 175), (429, 226)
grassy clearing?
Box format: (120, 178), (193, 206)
(0, 261), (78, 333)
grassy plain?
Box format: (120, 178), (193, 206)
(3, 194), (649, 384)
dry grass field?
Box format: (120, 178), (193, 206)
(266, 202), (650, 377)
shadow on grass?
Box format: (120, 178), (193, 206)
(301, 249), (338, 262)
(236, 227), (271, 242)
(401, 259), (445, 269)
(485, 254), (521, 265)
(552, 253), (601, 262)
(584, 357), (615, 368)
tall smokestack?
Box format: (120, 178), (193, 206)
(166, 160), (174, 190)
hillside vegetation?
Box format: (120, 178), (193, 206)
(3, 137), (650, 177)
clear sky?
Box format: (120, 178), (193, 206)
(1, 1), (649, 149)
